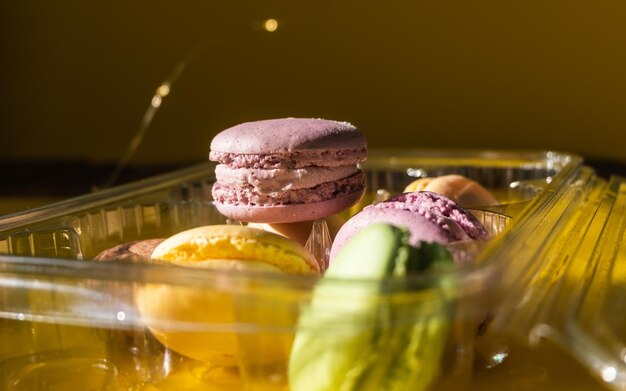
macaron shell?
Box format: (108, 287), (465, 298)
(290, 224), (453, 391)
(424, 175), (498, 207)
(403, 177), (433, 193)
(210, 118), (367, 154)
(248, 214), (346, 246)
(330, 207), (456, 262)
(138, 225), (313, 366)
(214, 188), (365, 224)
(404, 175), (498, 207)
(327, 223), (409, 279)
(93, 239), (164, 261)
(379, 191), (489, 240)
(290, 225), (408, 391)
(210, 149), (366, 169)
(136, 261), (291, 366)
(151, 225), (319, 274)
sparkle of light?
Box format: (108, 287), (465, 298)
(492, 352), (508, 364)
(601, 366), (617, 383)
(156, 83), (170, 97)
(151, 95), (162, 108)
(117, 311), (126, 321)
(263, 19), (278, 32)
(17, 313), (25, 321)
(406, 168), (427, 178)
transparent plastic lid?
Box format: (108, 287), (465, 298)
(489, 172), (626, 390)
(0, 149), (588, 391)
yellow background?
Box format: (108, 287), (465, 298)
(2, 1), (625, 165)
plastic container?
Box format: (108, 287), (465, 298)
(0, 150), (583, 390)
(473, 172), (626, 391)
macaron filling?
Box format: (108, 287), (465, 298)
(215, 165), (359, 192)
(212, 172), (365, 207)
(209, 149), (367, 170)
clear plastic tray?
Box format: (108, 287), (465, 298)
(0, 149), (585, 390)
(474, 172), (626, 391)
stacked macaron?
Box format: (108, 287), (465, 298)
(209, 118), (367, 223)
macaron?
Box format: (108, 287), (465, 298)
(404, 175), (498, 207)
(289, 224), (456, 391)
(330, 191), (488, 263)
(209, 118), (367, 223)
(136, 225), (319, 366)
(93, 239), (164, 261)
(247, 214), (346, 247)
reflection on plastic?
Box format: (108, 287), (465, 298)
(304, 219), (332, 272)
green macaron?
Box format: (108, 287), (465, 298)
(289, 223), (457, 391)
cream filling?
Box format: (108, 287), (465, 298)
(215, 164), (359, 192)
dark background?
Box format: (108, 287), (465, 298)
(2, 1), (626, 204)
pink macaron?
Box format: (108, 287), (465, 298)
(329, 191), (489, 263)
(209, 118), (367, 223)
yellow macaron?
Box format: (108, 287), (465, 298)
(137, 225), (319, 366)
(151, 224), (320, 274)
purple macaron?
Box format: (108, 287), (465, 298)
(329, 191), (489, 264)
(209, 118), (367, 223)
